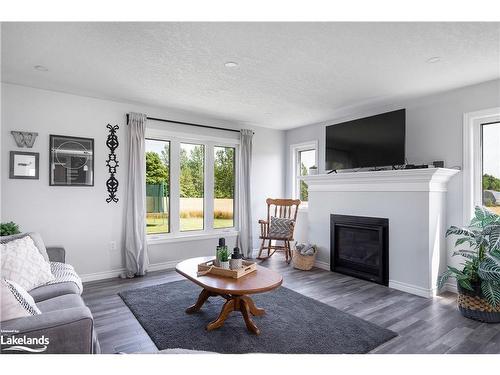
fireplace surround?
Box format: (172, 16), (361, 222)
(330, 214), (389, 285)
(301, 168), (459, 298)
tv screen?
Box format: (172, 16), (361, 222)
(325, 109), (405, 170)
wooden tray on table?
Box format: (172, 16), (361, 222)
(197, 259), (256, 279)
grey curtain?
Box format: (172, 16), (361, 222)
(124, 112), (149, 277)
(239, 129), (254, 258)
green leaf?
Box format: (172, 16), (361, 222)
(437, 270), (452, 290)
(458, 278), (474, 291)
(481, 280), (500, 307)
(476, 235), (489, 249)
(453, 251), (476, 260)
(448, 266), (466, 277)
(491, 248), (500, 258)
(446, 226), (476, 238)
(488, 225), (500, 251)
(478, 256), (500, 283)
(471, 206), (500, 228)
(455, 237), (474, 247)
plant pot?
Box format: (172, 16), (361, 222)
(219, 261), (230, 270)
(308, 167), (318, 175)
(457, 282), (500, 323)
(229, 258), (242, 270)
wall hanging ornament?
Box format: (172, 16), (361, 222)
(11, 131), (38, 148)
(105, 124), (119, 203)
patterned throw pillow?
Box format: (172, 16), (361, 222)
(268, 217), (294, 239)
(1, 279), (41, 322)
(0, 232), (50, 262)
(0, 236), (55, 291)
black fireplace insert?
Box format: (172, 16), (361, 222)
(330, 214), (389, 286)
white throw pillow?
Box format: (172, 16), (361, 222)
(1, 279), (41, 322)
(1, 236), (55, 291)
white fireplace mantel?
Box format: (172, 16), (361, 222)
(302, 168), (460, 193)
(301, 168), (460, 298)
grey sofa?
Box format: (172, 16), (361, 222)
(1, 240), (100, 354)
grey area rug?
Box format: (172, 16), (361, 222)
(118, 280), (396, 354)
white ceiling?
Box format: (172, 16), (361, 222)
(2, 22), (500, 130)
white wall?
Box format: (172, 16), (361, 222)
(285, 79), (500, 268)
(1, 83), (285, 279)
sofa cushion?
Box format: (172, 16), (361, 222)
(29, 282), (81, 303)
(1, 279), (41, 321)
(36, 293), (85, 313)
(0, 236), (55, 291)
(0, 232), (49, 261)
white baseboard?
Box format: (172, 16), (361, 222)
(308, 263), (435, 298)
(388, 280), (435, 298)
(313, 260), (330, 271)
(80, 268), (126, 282)
(147, 260), (179, 272)
(80, 260), (181, 283)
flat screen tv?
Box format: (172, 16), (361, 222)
(325, 109), (405, 171)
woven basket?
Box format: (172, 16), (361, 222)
(292, 249), (317, 271)
(457, 283), (500, 323)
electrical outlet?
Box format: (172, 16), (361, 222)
(109, 241), (117, 252)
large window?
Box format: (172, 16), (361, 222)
(481, 122), (500, 215)
(214, 146), (235, 228)
(145, 130), (238, 239)
(180, 143), (205, 231)
(291, 142), (318, 204)
(464, 108), (500, 223)
(145, 139), (170, 234)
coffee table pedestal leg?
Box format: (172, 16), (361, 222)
(201, 294), (264, 335)
(186, 289), (214, 314)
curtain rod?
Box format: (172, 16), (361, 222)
(126, 114), (253, 134)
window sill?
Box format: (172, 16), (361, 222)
(147, 230), (239, 245)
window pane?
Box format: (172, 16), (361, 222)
(145, 139), (170, 234)
(298, 149), (316, 202)
(482, 122), (500, 215)
(180, 143), (205, 231)
(214, 146), (235, 228)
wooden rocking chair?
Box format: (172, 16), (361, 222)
(257, 198), (301, 263)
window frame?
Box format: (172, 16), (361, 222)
(463, 108), (500, 224)
(179, 141), (206, 232)
(145, 138), (171, 235)
(146, 127), (240, 243)
(213, 145), (237, 230)
(290, 140), (319, 206)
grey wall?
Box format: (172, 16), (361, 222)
(1, 83), (285, 278)
(285, 79), (500, 267)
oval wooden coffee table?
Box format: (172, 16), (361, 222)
(176, 256), (283, 335)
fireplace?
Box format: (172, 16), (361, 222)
(330, 214), (389, 286)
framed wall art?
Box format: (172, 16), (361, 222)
(9, 151), (39, 179)
(49, 134), (94, 186)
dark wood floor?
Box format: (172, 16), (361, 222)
(82, 256), (500, 354)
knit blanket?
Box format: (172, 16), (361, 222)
(46, 261), (83, 294)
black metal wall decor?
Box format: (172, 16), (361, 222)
(105, 124), (119, 203)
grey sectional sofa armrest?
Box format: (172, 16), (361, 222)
(46, 246), (66, 263)
(1, 306), (94, 354)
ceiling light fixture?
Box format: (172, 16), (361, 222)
(34, 65), (49, 72)
(426, 57), (441, 64)
(224, 61), (238, 68)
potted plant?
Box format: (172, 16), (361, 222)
(217, 247), (230, 269)
(0, 221), (21, 236)
(438, 206), (500, 323)
(308, 165), (318, 175)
